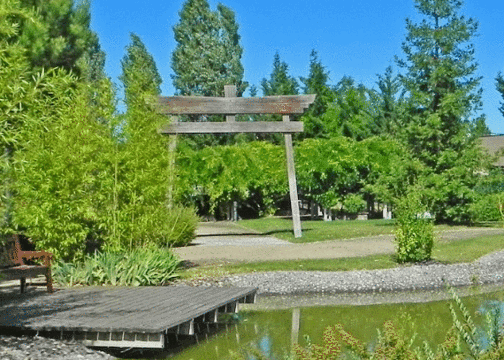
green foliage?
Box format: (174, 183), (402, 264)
(111, 33), (198, 251)
(320, 76), (377, 140)
(391, 0), (490, 224)
(299, 50), (335, 140)
(171, 0), (247, 96)
(119, 33), (161, 106)
(394, 192), (434, 263)
(177, 141), (287, 217)
(53, 246), (181, 287)
(261, 52), (299, 96)
(296, 137), (400, 210)
(398, 0), (483, 159)
(161, 206), (199, 247)
(4, 30), (196, 262)
(11, 80), (112, 261)
(295, 137), (363, 209)
(343, 193), (367, 215)
(373, 66), (406, 137)
(469, 194), (504, 223)
(470, 171), (504, 223)
(16, 0), (103, 79)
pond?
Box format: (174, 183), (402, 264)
(139, 284), (504, 359)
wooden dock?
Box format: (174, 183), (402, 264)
(0, 285), (257, 349)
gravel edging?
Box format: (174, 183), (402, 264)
(224, 249), (504, 295)
(0, 334), (116, 360)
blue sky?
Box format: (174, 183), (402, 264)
(90, 0), (504, 134)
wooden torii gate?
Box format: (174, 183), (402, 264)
(154, 85), (315, 238)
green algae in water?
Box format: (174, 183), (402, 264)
(168, 289), (504, 360)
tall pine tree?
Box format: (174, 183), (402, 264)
(298, 50), (334, 139)
(320, 76), (376, 140)
(397, 0), (484, 170)
(396, 0), (488, 223)
(373, 66), (405, 136)
(17, 0), (103, 79)
(171, 0), (247, 96)
(261, 52), (298, 96)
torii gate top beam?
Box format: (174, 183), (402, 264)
(155, 94), (316, 115)
(153, 93), (315, 135)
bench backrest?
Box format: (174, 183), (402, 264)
(0, 235), (24, 268)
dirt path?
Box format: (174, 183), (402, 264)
(172, 222), (504, 263)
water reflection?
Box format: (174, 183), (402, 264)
(170, 286), (504, 360)
(476, 300), (504, 352)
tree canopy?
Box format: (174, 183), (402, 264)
(171, 0), (247, 96)
(261, 52), (299, 96)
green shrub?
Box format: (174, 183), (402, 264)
(343, 193), (367, 215)
(470, 193), (504, 224)
(53, 246), (181, 286)
(161, 206), (199, 247)
(394, 193), (434, 263)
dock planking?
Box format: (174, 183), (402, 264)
(0, 285), (257, 348)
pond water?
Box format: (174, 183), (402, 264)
(149, 285), (504, 359)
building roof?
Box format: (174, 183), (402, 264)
(480, 135), (504, 167)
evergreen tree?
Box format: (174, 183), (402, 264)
(17, 0), (103, 79)
(261, 52), (299, 96)
(257, 52), (299, 143)
(497, 72), (504, 118)
(397, 0), (484, 170)
(249, 84), (258, 97)
(299, 50), (334, 139)
(300, 50), (331, 116)
(320, 76), (376, 140)
(373, 66), (405, 136)
(120, 33), (162, 109)
(396, 0), (488, 223)
(171, 0), (247, 96)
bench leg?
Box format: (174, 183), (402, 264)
(20, 277), (26, 294)
(46, 267), (54, 293)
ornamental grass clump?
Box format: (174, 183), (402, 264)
(394, 193), (434, 263)
(53, 246), (181, 287)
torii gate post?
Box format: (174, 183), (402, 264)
(154, 85), (315, 238)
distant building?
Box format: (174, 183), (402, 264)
(480, 135), (504, 167)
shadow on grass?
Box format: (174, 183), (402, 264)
(196, 232), (262, 238)
(470, 221), (503, 228)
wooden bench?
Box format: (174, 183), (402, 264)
(0, 234), (54, 293)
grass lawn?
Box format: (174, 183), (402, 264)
(237, 217), (473, 243)
(179, 234), (504, 281)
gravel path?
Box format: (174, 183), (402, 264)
(174, 225), (504, 263)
